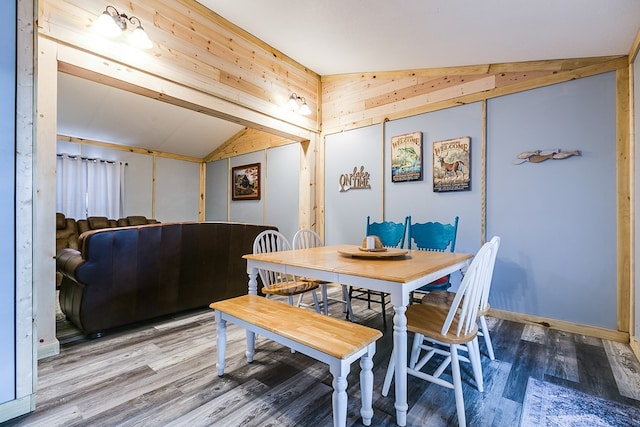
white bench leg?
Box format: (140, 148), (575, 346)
(329, 360), (350, 427)
(359, 342), (376, 426)
(215, 311), (227, 377)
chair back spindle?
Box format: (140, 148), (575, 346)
(442, 238), (496, 337)
(253, 230), (294, 289)
(292, 228), (323, 250)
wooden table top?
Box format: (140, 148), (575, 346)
(243, 245), (472, 283)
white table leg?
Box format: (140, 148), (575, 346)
(393, 304), (408, 426)
(246, 266), (257, 362)
(359, 343), (376, 426)
(247, 265), (258, 295)
(330, 361), (350, 427)
(215, 311), (227, 377)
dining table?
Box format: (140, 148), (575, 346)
(242, 244), (473, 426)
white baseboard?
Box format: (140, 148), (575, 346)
(0, 394), (35, 423)
(37, 338), (60, 360)
(631, 336), (640, 361)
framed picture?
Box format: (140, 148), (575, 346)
(433, 137), (471, 192)
(391, 131), (423, 182)
(231, 163), (261, 200)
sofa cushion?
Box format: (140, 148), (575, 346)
(88, 216), (111, 229)
(127, 216), (150, 226)
(56, 219), (79, 253)
(56, 213), (66, 229)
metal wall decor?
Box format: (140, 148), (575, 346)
(433, 137), (471, 192)
(391, 131), (423, 182)
(339, 166), (371, 192)
(513, 149), (581, 164)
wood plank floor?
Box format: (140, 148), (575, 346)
(4, 288), (640, 427)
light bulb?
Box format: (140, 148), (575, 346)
(298, 100), (312, 115)
(286, 94), (299, 111)
(95, 11), (122, 38)
(129, 26), (153, 49)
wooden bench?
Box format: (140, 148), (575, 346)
(210, 294), (383, 427)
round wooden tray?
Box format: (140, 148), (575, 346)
(358, 247), (387, 252)
(338, 246), (408, 258)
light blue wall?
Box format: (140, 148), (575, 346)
(324, 73), (617, 329)
(155, 157), (200, 222)
(229, 151), (266, 224)
(325, 125), (383, 246)
(205, 159), (229, 221)
(325, 104), (482, 258)
(265, 143), (300, 241)
(384, 103), (483, 258)
(486, 72), (616, 329)
(206, 144), (301, 236)
(0, 0), (16, 404)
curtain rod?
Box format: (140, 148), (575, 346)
(57, 153), (128, 166)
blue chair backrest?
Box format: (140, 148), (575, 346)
(408, 216), (459, 252)
(366, 216), (409, 248)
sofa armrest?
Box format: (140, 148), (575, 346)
(56, 248), (84, 281)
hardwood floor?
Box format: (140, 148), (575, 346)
(4, 288), (640, 427)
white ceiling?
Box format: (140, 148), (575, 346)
(57, 73), (244, 159)
(200, 0), (640, 75)
(57, 0), (640, 158)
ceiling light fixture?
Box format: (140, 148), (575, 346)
(286, 93), (311, 115)
(94, 5), (153, 49)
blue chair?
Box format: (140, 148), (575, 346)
(349, 216), (409, 329)
(408, 216), (459, 301)
(366, 216), (409, 248)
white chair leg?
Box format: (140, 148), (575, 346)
(409, 333), (423, 369)
(342, 285), (354, 321)
(381, 348), (395, 396)
(467, 338), (484, 392)
(311, 289), (321, 313)
(450, 344), (467, 427)
(479, 315), (495, 360)
(321, 284), (329, 315)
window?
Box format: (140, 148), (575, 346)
(56, 154), (126, 219)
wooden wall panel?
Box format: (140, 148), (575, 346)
(39, 0), (320, 131)
(205, 128), (297, 162)
(321, 56), (625, 134)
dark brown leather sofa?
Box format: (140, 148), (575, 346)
(56, 221), (276, 337)
(56, 213), (159, 287)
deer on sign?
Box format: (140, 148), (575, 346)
(438, 156), (464, 178)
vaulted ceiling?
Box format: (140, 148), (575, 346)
(57, 0), (640, 159)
